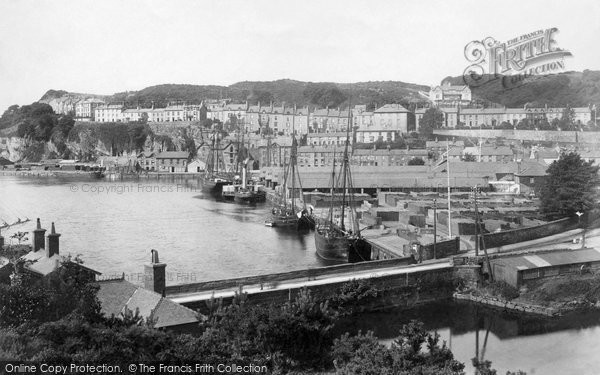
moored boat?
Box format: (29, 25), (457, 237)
(201, 131), (232, 196)
(265, 130), (315, 230)
(314, 106), (371, 262)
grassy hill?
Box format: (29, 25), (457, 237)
(31, 71), (600, 114)
(442, 70), (600, 107)
(102, 79), (431, 109)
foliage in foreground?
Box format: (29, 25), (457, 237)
(332, 321), (464, 375)
(0, 266), (511, 374)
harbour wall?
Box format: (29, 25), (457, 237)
(165, 257), (416, 296)
(433, 129), (600, 144)
(166, 260), (464, 314)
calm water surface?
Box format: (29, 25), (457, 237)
(345, 301), (600, 375)
(0, 175), (331, 283)
(3, 175), (600, 374)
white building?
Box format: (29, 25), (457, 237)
(372, 104), (411, 134)
(75, 98), (105, 121)
(429, 82), (472, 106)
(94, 104), (125, 123)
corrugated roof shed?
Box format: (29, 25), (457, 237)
(491, 248), (600, 270)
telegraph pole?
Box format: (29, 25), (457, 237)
(433, 198), (437, 259)
(471, 185), (480, 257)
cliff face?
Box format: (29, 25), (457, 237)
(0, 137), (27, 162)
(38, 90), (108, 115)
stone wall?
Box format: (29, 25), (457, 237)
(421, 237), (460, 260)
(481, 217), (578, 249)
(179, 266), (456, 314)
(434, 129), (600, 144)
(165, 257), (417, 296)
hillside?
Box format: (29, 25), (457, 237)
(443, 70), (600, 107)
(29, 71), (600, 114)
(40, 79), (430, 110)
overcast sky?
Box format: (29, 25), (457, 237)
(0, 0), (598, 112)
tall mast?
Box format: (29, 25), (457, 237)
(447, 142), (452, 238)
(290, 112), (297, 213)
(328, 149), (336, 224)
(339, 103), (352, 231)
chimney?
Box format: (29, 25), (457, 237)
(32, 218), (46, 252)
(45, 222), (61, 258)
(0, 226), (4, 250)
(144, 249), (166, 295)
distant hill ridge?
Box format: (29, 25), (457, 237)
(37, 71), (600, 112)
(441, 70), (600, 108)
(39, 79), (431, 110)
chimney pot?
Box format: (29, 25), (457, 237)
(32, 218), (47, 252)
(46, 222), (61, 258)
(144, 249), (166, 295)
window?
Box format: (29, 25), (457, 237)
(522, 269), (539, 280)
(530, 178), (535, 184)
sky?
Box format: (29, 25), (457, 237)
(0, 0), (599, 112)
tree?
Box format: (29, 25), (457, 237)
(418, 108), (444, 138)
(332, 321), (465, 375)
(558, 105), (576, 131)
(303, 83), (347, 108)
(497, 121), (514, 130)
(408, 157), (425, 166)
(462, 153), (477, 162)
(10, 231), (28, 245)
(540, 152), (600, 218)
(516, 118), (532, 130)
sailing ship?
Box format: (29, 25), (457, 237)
(221, 130), (265, 204)
(265, 134), (314, 229)
(233, 158), (260, 204)
(201, 130), (232, 196)
(314, 107), (371, 262)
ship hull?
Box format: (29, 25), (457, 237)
(202, 178), (231, 196)
(233, 191), (257, 204)
(314, 229), (372, 263)
(314, 229), (349, 262)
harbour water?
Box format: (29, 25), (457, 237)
(3, 175), (600, 374)
(346, 301), (600, 375)
(0, 175), (332, 284)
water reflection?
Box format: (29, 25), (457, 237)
(337, 301), (600, 375)
(1, 176), (329, 284)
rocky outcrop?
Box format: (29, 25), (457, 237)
(0, 137), (27, 161)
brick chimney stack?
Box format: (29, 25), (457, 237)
(144, 249), (166, 295)
(32, 218), (46, 252)
(45, 222), (60, 258)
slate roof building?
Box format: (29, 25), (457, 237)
(97, 278), (201, 333)
(490, 248), (600, 288)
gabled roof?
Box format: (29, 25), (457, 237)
(155, 151), (189, 159)
(516, 161), (548, 177)
(97, 279), (199, 328)
(137, 151), (155, 158)
(491, 248), (600, 270)
(426, 140), (465, 148)
(20, 249), (101, 277)
(374, 104), (409, 113)
(307, 132), (348, 138)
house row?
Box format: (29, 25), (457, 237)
(213, 102), (414, 136)
(415, 106), (594, 129)
(92, 103), (208, 123)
